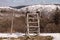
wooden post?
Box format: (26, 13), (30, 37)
(8, 11), (14, 40)
(27, 14), (29, 36)
(37, 13), (40, 36)
(11, 11), (14, 34)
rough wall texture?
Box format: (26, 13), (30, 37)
(0, 5), (60, 33)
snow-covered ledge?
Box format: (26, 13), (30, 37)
(0, 33), (59, 40)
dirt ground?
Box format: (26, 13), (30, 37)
(20, 36), (53, 40)
(0, 36), (53, 40)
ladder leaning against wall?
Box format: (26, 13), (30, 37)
(26, 13), (40, 36)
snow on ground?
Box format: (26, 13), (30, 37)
(19, 5), (57, 12)
(0, 33), (25, 38)
(0, 33), (60, 40)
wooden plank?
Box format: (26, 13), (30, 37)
(29, 26), (38, 27)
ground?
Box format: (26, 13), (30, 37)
(0, 36), (53, 40)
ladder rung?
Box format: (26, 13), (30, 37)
(28, 17), (38, 19)
(29, 26), (38, 27)
(29, 29), (37, 31)
(27, 13), (38, 15)
(28, 22), (38, 23)
(29, 31), (37, 33)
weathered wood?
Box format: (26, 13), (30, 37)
(26, 13), (40, 36)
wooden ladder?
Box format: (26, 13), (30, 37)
(27, 13), (40, 36)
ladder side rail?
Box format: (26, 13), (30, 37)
(37, 13), (40, 35)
